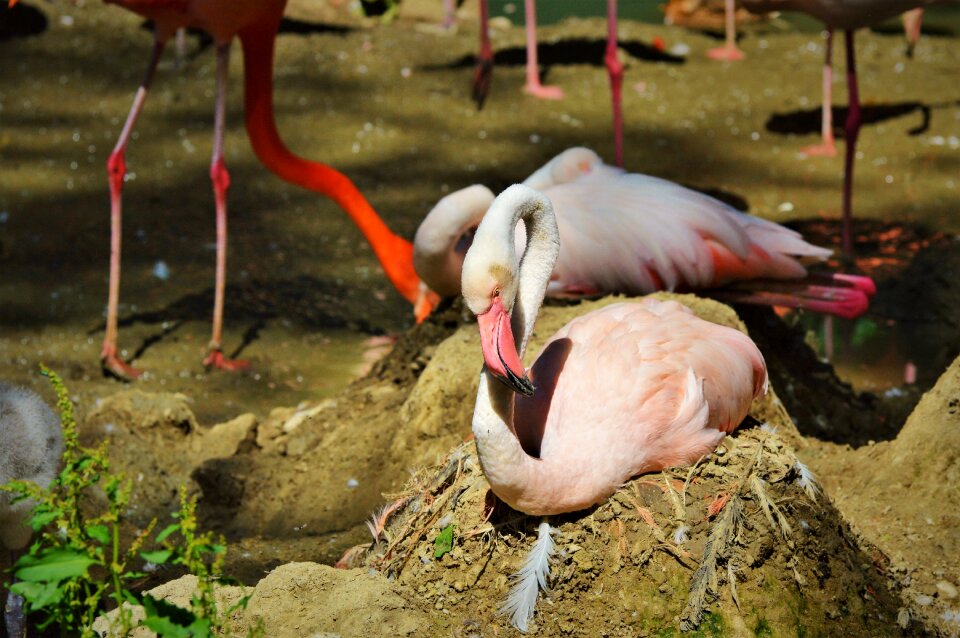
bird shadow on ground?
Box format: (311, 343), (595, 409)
(422, 37), (685, 72)
(88, 275), (393, 337)
(0, 1), (47, 41)
(764, 101), (960, 138)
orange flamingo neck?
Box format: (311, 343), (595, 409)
(238, 19), (419, 305)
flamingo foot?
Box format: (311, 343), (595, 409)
(203, 349), (250, 372)
(101, 353), (143, 381)
(707, 45), (745, 61)
(523, 82), (564, 100)
(801, 141), (837, 157)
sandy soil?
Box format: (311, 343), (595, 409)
(2, 0), (960, 635)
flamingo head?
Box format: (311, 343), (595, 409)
(462, 243), (533, 397)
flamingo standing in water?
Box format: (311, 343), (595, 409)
(82, 0), (423, 379)
(414, 147), (875, 322)
(473, 0), (627, 167)
(739, 0), (945, 257)
(462, 184), (767, 630)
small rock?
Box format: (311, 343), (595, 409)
(937, 580), (959, 600)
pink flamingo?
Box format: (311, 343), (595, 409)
(414, 147), (875, 322)
(740, 0), (944, 257)
(472, 0), (626, 167)
(462, 184), (767, 630)
(85, 0), (423, 379)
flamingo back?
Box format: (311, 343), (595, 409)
(513, 299), (766, 513)
(544, 163), (830, 295)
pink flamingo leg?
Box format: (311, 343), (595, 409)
(840, 29), (860, 259)
(707, 0), (745, 60)
(203, 43), (249, 372)
(802, 28), (837, 157)
(604, 0), (624, 167)
(101, 38), (166, 380)
(903, 8), (923, 57)
(472, 0), (493, 108)
(522, 0), (563, 100)
(441, 0), (456, 30)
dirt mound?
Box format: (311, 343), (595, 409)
(819, 355), (960, 636)
(351, 429), (909, 636)
(93, 563), (434, 637)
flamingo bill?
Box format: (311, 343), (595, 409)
(477, 298), (535, 396)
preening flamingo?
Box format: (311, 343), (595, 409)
(463, 184), (767, 629)
(1, 384), (63, 638)
(739, 0), (945, 257)
(91, 0), (422, 379)
(414, 147), (875, 322)
(472, 0), (627, 167)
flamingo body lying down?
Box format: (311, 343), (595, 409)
(415, 148), (875, 321)
(464, 184), (767, 516)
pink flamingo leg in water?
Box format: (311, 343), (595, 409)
(522, 0), (563, 99)
(707, 0), (745, 61)
(840, 29), (860, 258)
(802, 29), (837, 157)
(472, 0), (494, 108)
(203, 43), (249, 372)
(604, 0), (624, 167)
(102, 38), (166, 380)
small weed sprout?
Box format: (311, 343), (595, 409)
(0, 367), (258, 638)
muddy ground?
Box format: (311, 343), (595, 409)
(1, 0), (959, 635)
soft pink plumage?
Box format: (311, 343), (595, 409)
(500, 299), (766, 515)
(415, 147), (874, 320)
(464, 184), (767, 517)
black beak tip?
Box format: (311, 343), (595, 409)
(504, 368), (536, 397)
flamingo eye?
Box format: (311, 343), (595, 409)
(493, 287), (501, 298)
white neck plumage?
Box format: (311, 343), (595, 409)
(469, 185), (561, 506)
(413, 185), (496, 297)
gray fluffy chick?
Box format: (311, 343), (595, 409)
(0, 383), (63, 551)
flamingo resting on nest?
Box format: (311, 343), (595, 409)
(414, 147), (875, 323)
(462, 184), (767, 630)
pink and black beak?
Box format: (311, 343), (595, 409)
(477, 297), (535, 396)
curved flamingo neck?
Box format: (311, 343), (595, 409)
(470, 186), (560, 510)
(238, 20), (419, 304)
(413, 185), (495, 297)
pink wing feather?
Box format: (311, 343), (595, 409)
(543, 163), (830, 295)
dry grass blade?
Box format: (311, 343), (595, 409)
(750, 475), (793, 540)
(680, 495), (744, 631)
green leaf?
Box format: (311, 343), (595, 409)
(14, 549), (98, 583)
(850, 318), (881, 347)
(28, 509), (59, 530)
(140, 594), (198, 636)
(10, 580), (63, 608)
(434, 524), (454, 559)
(141, 617), (194, 638)
(155, 524), (180, 542)
(85, 524), (111, 545)
(141, 550), (174, 564)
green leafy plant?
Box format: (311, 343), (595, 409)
(0, 367), (257, 637)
